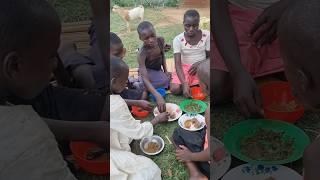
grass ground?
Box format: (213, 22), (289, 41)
(53, 0), (91, 22)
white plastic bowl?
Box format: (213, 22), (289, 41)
(178, 114), (206, 131)
(140, 135), (165, 155)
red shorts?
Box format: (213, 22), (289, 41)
(212, 4), (284, 78)
(171, 64), (199, 86)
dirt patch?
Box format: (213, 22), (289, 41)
(154, 7), (209, 28)
(162, 7), (210, 23)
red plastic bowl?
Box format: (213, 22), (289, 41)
(191, 86), (206, 100)
(259, 81), (304, 123)
(70, 141), (109, 175)
(131, 106), (149, 118)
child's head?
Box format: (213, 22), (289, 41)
(197, 59), (210, 95)
(183, 9), (200, 37)
(137, 21), (157, 48)
(278, 0), (320, 110)
(110, 32), (126, 60)
(110, 56), (129, 94)
(0, 0), (61, 99)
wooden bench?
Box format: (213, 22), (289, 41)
(61, 21), (91, 55)
(61, 21), (175, 77)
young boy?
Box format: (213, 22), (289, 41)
(171, 10), (210, 98)
(137, 21), (171, 113)
(278, 1), (320, 179)
(110, 32), (126, 59)
(173, 59), (210, 180)
(109, 32), (152, 110)
(110, 56), (169, 179)
(0, 0), (77, 179)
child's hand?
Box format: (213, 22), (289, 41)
(156, 112), (170, 123)
(156, 96), (166, 113)
(188, 61), (201, 76)
(250, 0), (289, 47)
(182, 83), (192, 98)
(176, 145), (193, 162)
(137, 100), (153, 111)
(233, 72), (264, 118)
(164, 44), (171, 52)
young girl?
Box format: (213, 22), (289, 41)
(171, 9), (210, 98)
(212, 0), (290, 117)
(173, 60), (210, 180)
(110, 56), (169, 180)
(137, 21), (171, 113)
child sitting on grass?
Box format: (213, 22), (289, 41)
(172, 59), (210, 180)
(170, 9), (210, 98)
(110, 56), (170, 180)
(277, 1), (320, 179)
(137, 21), (171, 113)
(110, 32), (153, 111)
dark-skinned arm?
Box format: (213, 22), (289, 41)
(138, 50), (166, 112)
(190, 148), (210, 162)
(175, 53), (191, 97)
(213, 0), (245, 75)
(43, 118), (108, 149)
(159, 37), (168, 73)
(124, 99), (153, 111)
(213, 0), (263, 117)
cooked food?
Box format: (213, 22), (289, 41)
(268, 100), (298, 112)
(169, 112), (176, 119)
(240, 128), (294, 161)
(144, 142), (160, 153)
(185, 102), (201, 113)
(184, 118), (201, 129)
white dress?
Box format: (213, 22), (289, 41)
(0, 105), (76, 180)
(110, 95), (161, 180)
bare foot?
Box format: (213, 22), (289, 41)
(189, 173), (208, 180)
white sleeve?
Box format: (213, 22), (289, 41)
(205, 31), (210, 51)
(110, 95), (153, 140)
(173, 35), (181, 54)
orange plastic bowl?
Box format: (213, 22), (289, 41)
(70, 141), (108, 175)
(191, 86), (206, 100)
(131, 106), (149, 118)
(259, 81), (304, 123)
